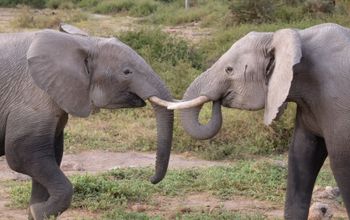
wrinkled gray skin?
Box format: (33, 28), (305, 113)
(180, 23), (350, 219)
(0, 24), (173, 220)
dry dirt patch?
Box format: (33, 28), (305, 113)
(143, 192), (283, 219)
(0, 151), (229, 181)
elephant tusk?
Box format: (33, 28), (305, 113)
(167, 96), (210, 110)
(148, 96), (179, 108)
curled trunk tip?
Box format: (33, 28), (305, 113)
(180, 101), (222, 140)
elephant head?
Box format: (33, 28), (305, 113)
(26, 24), (174, 183)
(169, 29), (302, 139)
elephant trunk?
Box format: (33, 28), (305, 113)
(150, 102), (173, 184)
(179, 72), (223, 140)
(132, 73), (174, 184)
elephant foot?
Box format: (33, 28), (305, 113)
(30, 203), (57, 220)
(28, 208), (34, 220)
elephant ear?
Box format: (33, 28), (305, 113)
(59, 23), (89, 36)
(27, 30), (92, 117)
(264, 29), (302, 125)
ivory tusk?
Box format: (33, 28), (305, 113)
(167, 96), (210, 110)
(148, 96), (179, 108)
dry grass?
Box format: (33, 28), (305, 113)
(11, 6), (88, 29)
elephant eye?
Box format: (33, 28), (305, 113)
(266, 57), (275, 76)
(225, 66), (233, 74)
(84, 57), (90, 75)
(123, 69), (132, 75)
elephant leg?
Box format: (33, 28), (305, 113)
(327, 141), (350, 215)
(5, 113), (72, 220)
(28, 158), (73, 220)
(28, 131), (65, 220)
(284, 114), (327, 220)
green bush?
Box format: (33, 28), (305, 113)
(0, 0), (22, 7)
(274, 5), (306, 22)
(0, 0), (47, 8)
(130, 0), (159, 16)
(12, 6), (88, 28)
(118, 29), (203, 69)
(94, 0), (135, 14)
(155, 0), (176, 2)
(149, 0), (229, 26)
(76, 0), (99, 8)
(228, 0), (276, 24)
(304, 0), (335, 14)
(117, 29), (203, 98)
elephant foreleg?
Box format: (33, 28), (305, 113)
(28, 131), (65, 220)
(5, 111), (72, 220)
(284, 113), (327, 220)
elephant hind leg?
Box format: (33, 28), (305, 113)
(327, 144), (350, 216)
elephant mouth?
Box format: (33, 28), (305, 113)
(105, 92), (146, 109)
(221, 90), (234, 107)
(127, 92), (147, 107)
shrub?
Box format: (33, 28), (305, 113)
(46, 0), (75, 9)
(228, 0), (276, 24)
(304, 0), (335, 14)
(12, 6), (88, 28)
(77, 0), (99, 8)
(155, 0), (176, 2)
(94, 0), (135, 14)
(130, 0), (159, 17)
(22, 0), (47, 8)
(45, 0), (60, 8)
(274, 4), (306, 22)
(118, 29), (203, 69)
(0, 0), (47, 8)
(117, 29), (203, 98)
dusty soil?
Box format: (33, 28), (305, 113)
(0, 151), (228, 181)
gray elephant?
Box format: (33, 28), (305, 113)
(0, 24), (174, 220)
(168, 23), (350, 219)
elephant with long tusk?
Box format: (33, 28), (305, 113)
(169, 23), (350, 219)
(0, 23), (176, 220)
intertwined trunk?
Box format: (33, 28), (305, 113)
(179, 71), (224, 140)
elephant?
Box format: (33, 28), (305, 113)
(167, 23), (350, 219)
(0, 23), (174, 220)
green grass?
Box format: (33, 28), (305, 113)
(102, 209), (266, 220)
(8, 159), (337, 217)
